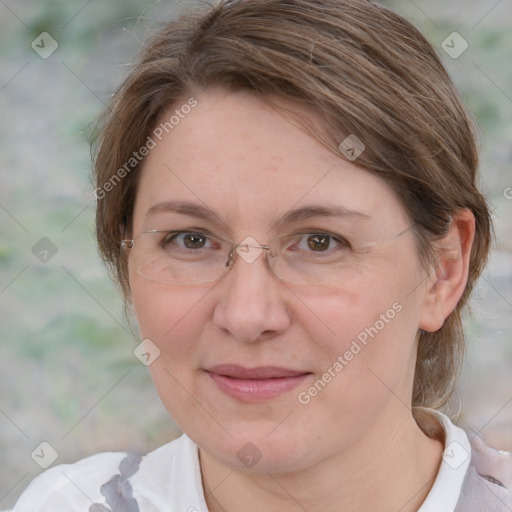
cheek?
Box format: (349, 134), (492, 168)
(129, 275), (215, 428)
(308, 270), (414, 344)
(130, 272), (210, 359)
(302, 260), (423, 392)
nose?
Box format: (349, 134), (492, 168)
(212, 240), (291, 343)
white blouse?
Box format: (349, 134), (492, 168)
(5, 410), (511, 511)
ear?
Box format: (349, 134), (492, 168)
(419, 209), (475, 333)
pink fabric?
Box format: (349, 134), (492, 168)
(455, 434), (512, 511)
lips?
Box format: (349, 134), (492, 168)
(205, 364), (312, 402)
(206, 364), (308, 379)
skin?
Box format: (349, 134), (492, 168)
(128, 87), (475, 512)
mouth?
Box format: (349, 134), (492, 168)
(204, 364), (312, 402)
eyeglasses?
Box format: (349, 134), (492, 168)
(121, 225), (413, 286)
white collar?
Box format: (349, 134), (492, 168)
(417, 409), (471, 512)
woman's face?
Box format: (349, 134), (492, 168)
(129, 87), (429, 472)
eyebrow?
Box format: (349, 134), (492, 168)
(146, 200), (371, 230)
(275, 204), (371, 226)
(147, 200), (225, 223)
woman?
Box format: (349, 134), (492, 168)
(8, 0), (512, 510)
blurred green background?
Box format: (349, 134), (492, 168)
(1, 0), (511, 508)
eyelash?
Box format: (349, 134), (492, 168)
(159, 230), (351, 252)
(161, 231), (218, 250)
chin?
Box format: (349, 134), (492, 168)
(191, 423), (316, 474)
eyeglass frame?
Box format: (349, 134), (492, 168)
(120, 224), (416, 285)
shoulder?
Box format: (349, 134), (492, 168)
(416, 408), (512, 511)
(456, 433), (512, 511)
(470, 434), (512, 488)
(5, 450), (127, 512)
(6, 434), (191, 512)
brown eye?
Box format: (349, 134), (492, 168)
(162, 232), (211, 250)
(182, 233), (207, 249)
(307, 234), (331, 251)
(289, 232), (349, 256)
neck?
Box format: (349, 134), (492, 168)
(199, 407), (444, 512)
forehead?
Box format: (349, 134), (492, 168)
(132, 88), (409, 233)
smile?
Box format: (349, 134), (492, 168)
(205, 365), (312, 402)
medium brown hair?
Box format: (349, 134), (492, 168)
(92, 0), (492, 420)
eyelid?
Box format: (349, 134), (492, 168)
(282, 230), (351, 246)
(157, 228), (227, 242)
(278, 232), (352, 257)
(160, 229), (230, 248)
(153, 228), (351, 246)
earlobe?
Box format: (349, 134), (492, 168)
(419, 210), (476, 333)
